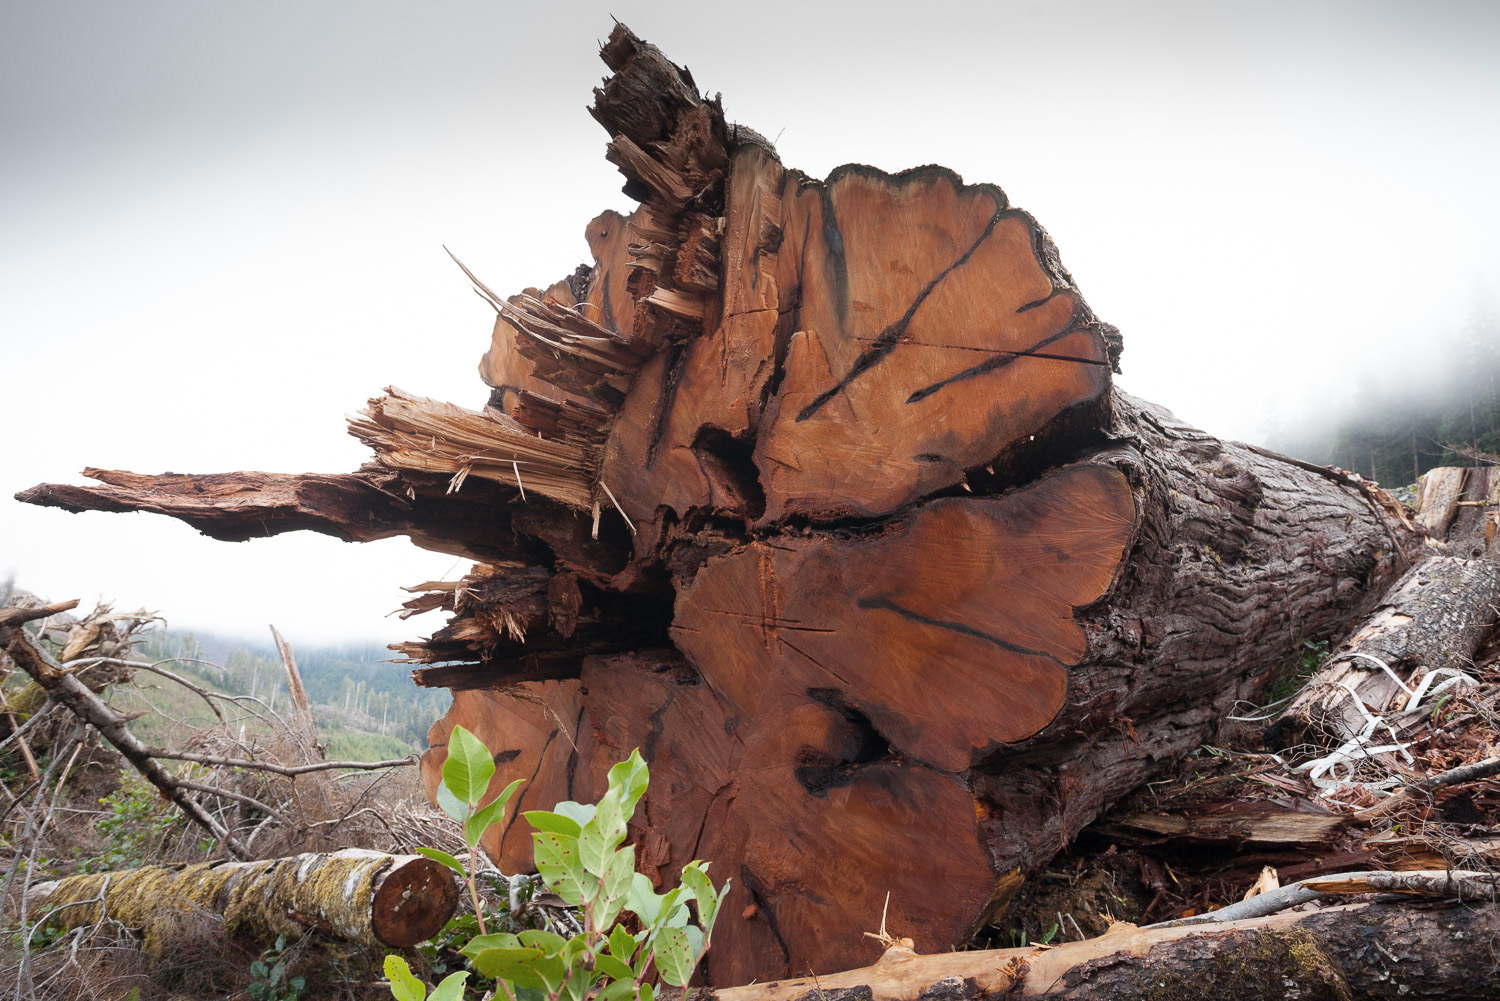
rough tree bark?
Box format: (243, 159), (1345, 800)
(16, 23), (1419, 983)
(1267, 554), (1500, 749)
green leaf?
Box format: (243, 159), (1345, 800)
(654, 925), (698, 987)
(435, 780), (468, 823)
(579, 791), (626, 875)
(560, 934), (592, 973)
(533, 831), (589, 907)
(593, 953), (635, 982)
(607, 750), (649, 822)
(553, 800), (597, 828)
(597, 978), (636, 1001)
(639, 981), (656, 1001)
(655, 886), (691, 930)
(607, 924), (638, 962)
(463, 945), (548, 989)
(429, 971), (470, 1001)
(680, 862), (728, 933)
(442, 725), (496, 808)
(464, 778), (523, 850)
(560, 969), (594, 1001)
(683, 924), (704, 960)
(384, 954), (426, 1001)
(414, 847), (467, 878)
(595, 843), (635, 929)
(463, 931), (522, 952)
(625, 871), (660, 926)
(524, 810), (583, 837)
(517, 928), (568, 956)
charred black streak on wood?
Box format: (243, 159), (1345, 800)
(738, 867), (792, 967)
(564, 701), (586, 803)
(855, 596), (1066, 666)
(601, 277), (619, 335)
(794, 197), (1005, 423)
(643, 686), (673, 761)
(816, 183), (850, 334)
(1016, 287), (1066, 313)
(904, 327), (1104, 404)
(645, 342), (686, 466)
(501, 729), (558, 846)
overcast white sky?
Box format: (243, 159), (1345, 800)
(3, 0), (1498, 644)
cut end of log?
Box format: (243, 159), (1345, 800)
(370, 854), (462, 946)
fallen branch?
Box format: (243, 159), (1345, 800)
(1358, 754), (1500, 817)
(0, 599), (80, 630)
(143, 747), (416, 776)
(1151, 868), (1500, 927)
(1267, 555), (1500, 752)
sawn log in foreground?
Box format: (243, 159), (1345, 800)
(17, 24), (1421, 983)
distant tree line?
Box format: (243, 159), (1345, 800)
(142, 630), (450, 748)
(1267, 296), (1500, 486)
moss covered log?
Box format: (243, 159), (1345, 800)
(24, 849), (456, 951)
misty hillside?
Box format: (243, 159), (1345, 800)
(1264, 295), (1500, 485)
(132, 627), (449, 756)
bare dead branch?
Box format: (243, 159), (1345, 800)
(0, 600), (80, 630)
(143, 747), (416, 776)
(1149, 868), (1500, 928)
(171, 779), (290, 825)
(0, 620), (251, 859)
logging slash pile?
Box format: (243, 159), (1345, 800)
(15, 21), (1500, 1000)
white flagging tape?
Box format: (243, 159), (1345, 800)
(1405, 667), (1479, 713)
(1293, 661), (1478, 795)
(1333, 651), (1415, 697)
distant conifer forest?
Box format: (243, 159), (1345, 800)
(1265, 295), (1499, 487)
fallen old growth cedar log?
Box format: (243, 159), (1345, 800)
(18, 24), (1421, 982)
(25, 850), (456, 951)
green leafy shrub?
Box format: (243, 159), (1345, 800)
(248, 934), (306, 1001)
(388, 727), (729, 1001)
(81, 775), (180, 873)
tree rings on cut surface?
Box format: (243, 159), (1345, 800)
(672, 465), (1135, 772)
(754, 166), (1112, 522)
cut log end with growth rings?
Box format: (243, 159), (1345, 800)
(17, 22), (1422, 983)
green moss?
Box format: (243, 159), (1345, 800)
(29, 850), (401, 953)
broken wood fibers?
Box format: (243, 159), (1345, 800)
(16, 23), (1416, 982)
